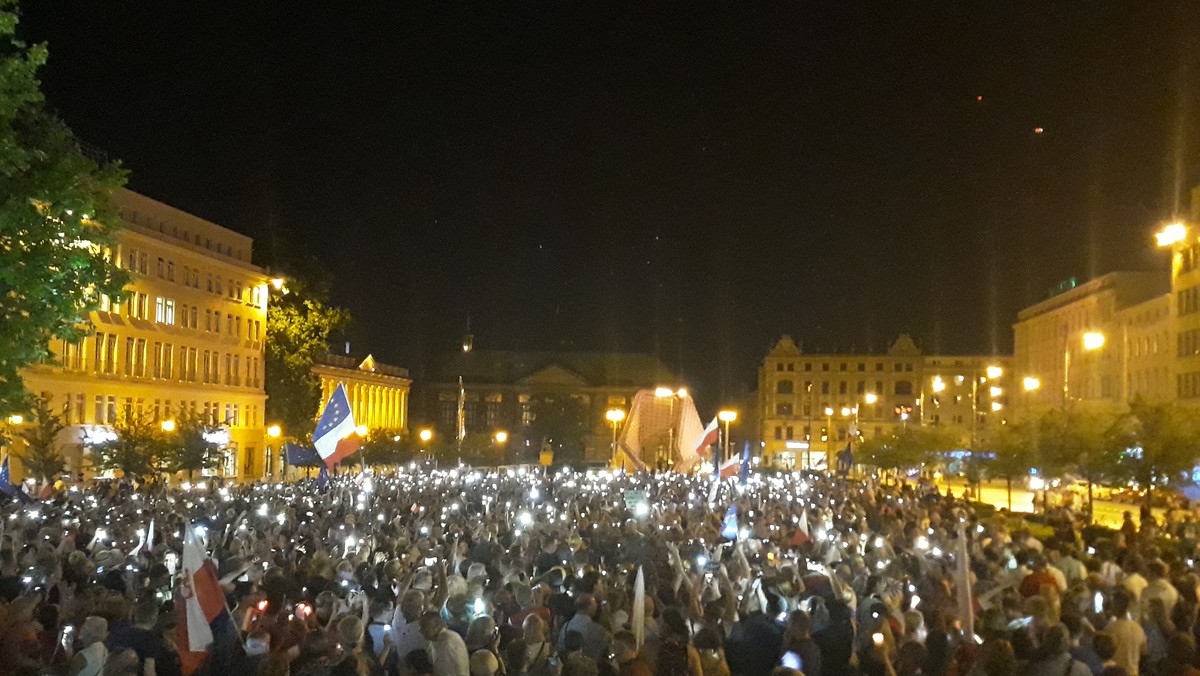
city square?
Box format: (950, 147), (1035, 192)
(2, 2), (1200, 675)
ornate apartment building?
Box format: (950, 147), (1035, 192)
(757, 335), (1011, 468)
(14, 189), (272, 479)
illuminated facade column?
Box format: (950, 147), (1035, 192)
(400, 390), (408, 429)
(388, 389), (397, 428)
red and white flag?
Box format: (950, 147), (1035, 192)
(717, 455), (740, 480)
(694, 417), (719, 456)
(177, 525), (226, 674)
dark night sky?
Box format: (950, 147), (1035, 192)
(17, 2), (1200, 407)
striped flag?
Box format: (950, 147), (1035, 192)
(177, 525), (227, 674)
(955, 524), (975, 639)
(313, 383), (360, 468)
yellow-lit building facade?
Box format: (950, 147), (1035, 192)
(1012, 271), (1170, 417)
(13, 189), (271, 480)
(757, 335), (1011, 468)
(314, 354), (411, 433)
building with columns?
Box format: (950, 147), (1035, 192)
(313, 354), (411, 432)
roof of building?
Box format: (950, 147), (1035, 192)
(316, 353), (410, 379)
(1016, 271), (1167, 322)
(427, 350), (677, 388)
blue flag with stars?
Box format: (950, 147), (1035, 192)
(315, 464), (330, 492)
(0, 455), (30, 503)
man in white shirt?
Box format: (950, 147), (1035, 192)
(1140, 560), (1179, 622)
(420, 611), (469, 676)
(391, 590), (428, 662)
(1105, 590), (1147, 676)
(1051, 547), (1087, 587)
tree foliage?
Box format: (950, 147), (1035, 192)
(979, 421), (1037, 482)
(264, 295), (350, 440)
(1106, 399), (1200, 491)
(90, 413), (164, 479)
(858, 426), (962, 471)
(18, 396), (65, 483)
(360, 428), (414, 467)
(161, 411), (222, 477)
(1036, 408), (1120, 484)
(528, 394), (590, 462)
(0, 3), (128, 416)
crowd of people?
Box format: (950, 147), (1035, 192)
(0, 464), (1197, 676)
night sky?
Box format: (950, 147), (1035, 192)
(18, 2), (1200, 407)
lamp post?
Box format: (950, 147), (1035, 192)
(605, 409), (626, 462)
(822, 406), (834, 470)
(1063, 331), (1105, 408)
(266, 424), (281, 478)
(654, 387), (686, 469)
(494, 430), (508, 461)
(717, 410), (737, 463)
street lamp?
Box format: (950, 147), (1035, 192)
(822, 406), (834, 470)
(717, 410), (737, 462)
(931, 377), (946, 393)
(494, 430), (508, 444)
(654, 387), (687, 468)
(355, 425), (369, 437)
(6, 415), (22, 425)
(1023, 377), (1041, 392)
(605, 409), (626, 460)
(1156, 222), (1187, 247)
(864, 392), (878, 405)
(160, 419), (176, 433)
(986, 365), (1003, 380)
(418, 428), (433, 443)
(266, 424), (281, 478)
(1064, 331), (1105, 407)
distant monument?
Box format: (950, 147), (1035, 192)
(612, 389), (705, 472)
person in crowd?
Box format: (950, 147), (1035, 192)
(612, 630), (651, 676)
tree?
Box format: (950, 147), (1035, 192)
(858, 426), (961, 477)
(264, 294), (350, 439)
(980, 421), (1037, 510)
(0, 2), (128, 417)
(1107, 400), (1200, 508)
(18, 396), (65, 483)
(1037, 408), (1121, 518)
(90, 413), (164, 480)
(360, 429), (414, 467)
(162, 412), (222, 478)
(528, 394), (590, 463)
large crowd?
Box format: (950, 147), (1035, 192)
(0, 465), (1198, 676)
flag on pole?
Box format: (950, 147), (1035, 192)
(177, 525), (227, 674)
(836, 441), (854, 475)
(738, 442), (751, 484)
(694, 417), (719, 457)
(313, 383), (360, 468)
(954, 524), (975, 639)
(791, 509), (811, 546)
(315, 464), (331, 492)
(146, 518), (155, 553)
(0, 454), (30, 503)
(632, 566), (646, 648)
(721, 504), (739, 540)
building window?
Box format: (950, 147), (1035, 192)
(776, 380), (794, 395)
(124, 337), (135, 375)
(895, 363), (903, 372)
(232, 355), (240, 386)
(895, 380), (913, 396)
(786, 363), (795, 372)
(838, 381), (847, 395)
(776, 403), (794, 416)
(774, 426), (782, 440)
(839, 363), (847, 371)
(821, 381), (830, 395)
(804, 363), (812, 371)
(856, 381), (865, 394)
(134, 339), (146, 377)
(224, 354), (232, 385)
(785, 426), (794, 440)
(822, 363), (830, 371)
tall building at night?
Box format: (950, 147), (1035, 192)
(13, 189), (272, 480)
(1012, 272), (1170, 414)
(757, 335), (1011, 468)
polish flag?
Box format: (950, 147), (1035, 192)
(791, 510), (812, 547)
(717, 455), (741, 480)
(177, 525), (226, 674)
(313, 383), (361, 468)
(694, 417), (719, 456)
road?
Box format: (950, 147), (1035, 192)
(936, 478), (1153, 529)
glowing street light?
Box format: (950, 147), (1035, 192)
(494, 430), (508, 444)
(931, 376), (946, 393)
(605, 409), (626, 459)
(6, 415), (22, 425)
(989, 386), (1003, 398)
(355, 425), (368, 437)
(986, 365), (1003, 380)
(990, 401), (1003, 412)
(270, 277), (285, 290)
(1156, 222), (1187, 247)
(160, 419), (176, 433)
(1023, 377), (1041, 392)
(266, 424), (282, 438)
(864, 392), (878, 404)
(717, 410), (737, 462)
(823, 406), (834, 417)
(418, 428), (433, 443)
(1082, 332), (1105, 351)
